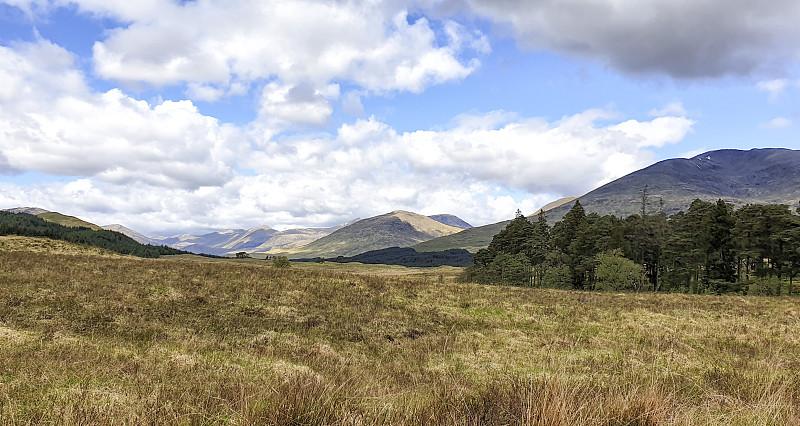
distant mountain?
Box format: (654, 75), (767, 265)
(272, 210), (464, 258)
(2, 207), (50, 215)
(102, 224), (157, 245)
(1, 208), (105, 231)
(413, 220), (509, 254)
(413, 199), (576, 253)
(149, 222), (353, 256)
(416, 148), (800, 253)
(427, 214), (472, 229)
(545, 148), (800, 221)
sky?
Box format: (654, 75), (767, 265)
(1, 0), (799, 236)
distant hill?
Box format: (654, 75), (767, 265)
(272, 210), (464, 258)
(102, 224), (157, 245)
(0, 211), (186, 258)
(2, 207), (49, 215)
(427, 214), (472, 229)
(36, 212), (103, 231)
(545, 148), (800, 221)
(1, 208), (104, 231)
(416, 148), (800, 253)
(413, 220), (510, 253)
(413, 200), (576, 253)
(150, 222), (351, 256)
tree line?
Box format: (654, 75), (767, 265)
(0, 212), (187, 258)
(461, 194), (800, 295)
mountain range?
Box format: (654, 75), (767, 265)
(5, 148), (800, 260)
(2, 207), (472, 258)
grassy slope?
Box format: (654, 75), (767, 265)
(413, 219), (510, 253)
(414, 198), (578, 253)
(36, 212), (103, 231)
(1, 236), (799, 424)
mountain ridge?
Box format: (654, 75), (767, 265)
(270, 210), (465, 258)
(416, 148), (800, 253)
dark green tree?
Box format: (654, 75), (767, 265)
(703, 200), (736, 293)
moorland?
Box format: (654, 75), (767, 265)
(1, 236), (798, 424)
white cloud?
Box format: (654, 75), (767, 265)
(1, 102), (694, 234)
(0, 40), (242, 190)
(72, 1), (484, 100)
(760, 117), (792, 129)
(757, 79), (790, 101)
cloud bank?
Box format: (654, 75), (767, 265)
(13, 0), (793, 234)
(0, 37), (694, 233)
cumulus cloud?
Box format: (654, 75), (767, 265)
(0, 40), (242, 190)
(1, 107), (694, 234)
(69, 1), (485, 98)
(461, 0), (800, 79)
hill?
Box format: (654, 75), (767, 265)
(150, 222), (352, 256)
(413, 199), (577, 253)
(102, 224), (158, 245)
(272, 210), (464, 258)
(417, 148), (800, 253)
(1, 207), (104, 231)
(545, 148), (800, 221)
(36, 212), (103, 231)
(0, 211), (186, 258)
(427, 214), (472, 228)
(413, 220), (510, 253)
(1, 207), (49, 215)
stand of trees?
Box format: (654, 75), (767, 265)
(462, 198), (800, 295)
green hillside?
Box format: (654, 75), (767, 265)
(413, 219), (510, 253)
(0, 211), (185, 258)
(36, 211), (103, 230)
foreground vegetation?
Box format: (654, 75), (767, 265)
(1, 236), (799, 424)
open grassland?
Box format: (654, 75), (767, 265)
(1, 236), (799, 424)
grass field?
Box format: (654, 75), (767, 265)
(1, 236), (799, 424)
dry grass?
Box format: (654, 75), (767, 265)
(1, 236), (799, 424)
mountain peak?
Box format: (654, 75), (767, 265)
(2, 207), (50, 215)
(272, 210), (466, 258)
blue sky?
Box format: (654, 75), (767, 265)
(1, 0), (799, 235)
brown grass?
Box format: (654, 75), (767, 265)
(1, 236), (799, 424)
